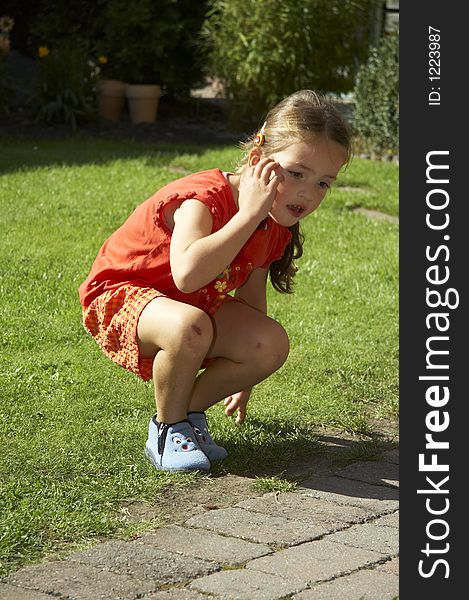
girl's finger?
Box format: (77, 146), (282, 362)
(235, 405), (247, 425)
(224, 397), (236, 416)
(260, 161), (280, 184)
(253, 157), (275, 178)
(267, 169), (284, 186)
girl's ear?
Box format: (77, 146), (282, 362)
(248, 147), (262, 167)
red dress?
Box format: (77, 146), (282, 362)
(79, 169), (292, 380)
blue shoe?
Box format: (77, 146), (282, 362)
(187, 412), (228, 462)
(145, 416), (210, 472)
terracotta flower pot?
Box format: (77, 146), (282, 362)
(97, 79), (127, 121)
(126, 84), (161, 124)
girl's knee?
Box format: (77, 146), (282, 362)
(172, 308), (213, 357)
(138, 298), (213, 360)
(251, 319), (290, 374)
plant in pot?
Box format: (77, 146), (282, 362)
(99, 0), (207, 124)
(102, 0), (173, 124)
(124, 69), (162, 126)
(93, 52), (128, 122)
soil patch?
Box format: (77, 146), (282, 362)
(0, 96), (244, 147)
(120, 431), (398, 526)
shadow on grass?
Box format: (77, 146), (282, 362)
(0, 98), (245, 175)
(0, 135), (237, 176)
(209, 417), (397, 481)
(126, 428), (399, 531)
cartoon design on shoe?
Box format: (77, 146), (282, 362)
(173, 434), (193, 451)
(187, 412), (228, 461)
(145, 416), (210, 472)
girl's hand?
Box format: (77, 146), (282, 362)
(238, 158), (283, 223)
(223, 388), (252, 425)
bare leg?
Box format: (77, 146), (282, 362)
(137, 297), (213, 423)
(189, 300), (290, 412)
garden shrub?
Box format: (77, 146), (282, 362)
(29, 0), (103, 49)
(0, 14), (14, 115)
(98, 0), (207, 92)
(0, 58), (13, 116)
(32, 39), (96, 128)
(201, 0), (377, 129)
(8, 0), (207, 97)
(353, 31), (399, 156)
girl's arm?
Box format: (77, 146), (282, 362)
(170, 158), (282, 293)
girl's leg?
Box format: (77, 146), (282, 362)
(189, 300), (290, 412)
(137, 297), (214, 423)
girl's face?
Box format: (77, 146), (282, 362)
(268, 138), (347, 227)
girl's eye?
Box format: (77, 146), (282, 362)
(288, 170), (303, 179)
(319, 181), (330, 190)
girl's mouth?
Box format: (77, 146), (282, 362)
(287, 204), (305, 217)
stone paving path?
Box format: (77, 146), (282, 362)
(1, 450), (399, 600)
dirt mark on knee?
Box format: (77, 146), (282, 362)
(192, 325), (202, 336)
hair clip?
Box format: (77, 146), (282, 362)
(255, 132), (265, 146)
(254, 121), (267, 146)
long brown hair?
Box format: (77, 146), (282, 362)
(236, 90), (352, 293)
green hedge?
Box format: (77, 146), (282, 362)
(97, 0), (207, 90)
(201, 0), (377, 129)
(4, 0), (207, 96)
(353, 32), (399, 156)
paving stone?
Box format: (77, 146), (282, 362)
(377, 557), (399, 575)
(235, 493), (373, 525)
(372, 511), (399, 528)
(6, 561), (157, 599)
(4, 458), (400, 600)
(247, 539), (383, 585)
(335, 461), (399, 488)
(138, 525), (272, 564)
(0, 583), (56, 600)
(144, 589), (209, 599)
(293, 568), (399, 599)
(67, 539), (218, 584)
(185, 507), (328, 547)
(326, 523), (399, 556)
(298, 475), (399, 513)
(190, 568), (305, 600)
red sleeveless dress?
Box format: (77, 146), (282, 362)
(79, 169), (291, 380)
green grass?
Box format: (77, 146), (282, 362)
(0, 136), (398, 576)
(251, 475), (298, 494)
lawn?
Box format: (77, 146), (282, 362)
(0, 136), (398, 576)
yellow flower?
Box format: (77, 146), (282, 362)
(38, 46), (49, 58)
(214, 280), (227, 292)
(98, 55), (108, 65)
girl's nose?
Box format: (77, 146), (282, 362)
(300, 190), (323, 210)
(300, 188), (318, 202)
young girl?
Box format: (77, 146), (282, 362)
(79, 89), (351, 472)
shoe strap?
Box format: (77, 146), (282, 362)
(158, 423), (169, 455)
